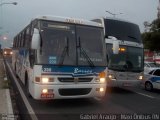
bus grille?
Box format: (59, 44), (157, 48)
(58, 77), (93, 82)
(59, 88), (91, 96)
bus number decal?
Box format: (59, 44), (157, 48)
(43, 68), (52, 72)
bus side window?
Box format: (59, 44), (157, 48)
(25, 26), (31, 48)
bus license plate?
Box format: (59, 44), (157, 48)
(41, 94), (54, 99)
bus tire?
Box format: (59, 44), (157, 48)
(25, 73), (32, 98)
(145, 82), (153, 91)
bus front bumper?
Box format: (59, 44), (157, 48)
(31, 83), (106, 100)
(107, 80), (141, 87)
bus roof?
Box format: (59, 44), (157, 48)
(105, 17), (135, 25)
(33, 15), (103, 28)
(92, 17), (136, 25)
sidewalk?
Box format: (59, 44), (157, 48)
(0, 53), (13, 119)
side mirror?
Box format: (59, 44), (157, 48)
(107, 36), (119, 54)
(31, 28), (40, 50)
(108, 36), (118, 40)
(113, 40), (119, 54)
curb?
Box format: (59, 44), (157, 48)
(6, 89), (13, 114)
(1, 56), (14, 119)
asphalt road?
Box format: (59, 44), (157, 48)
(4, 57), (160, 120)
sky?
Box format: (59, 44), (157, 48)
(0, 0), (159, 47)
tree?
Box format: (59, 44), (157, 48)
(142, 19), (160, 51)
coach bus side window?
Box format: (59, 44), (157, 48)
(23, 30), (26, 47)
(13, 39), (15, 48)
(25, 26), (31, 48)
(19, 36), (21, 47)
(21, 32), (24, 47)
(14, 38), (16, 48)
(16, 36), (19, 48)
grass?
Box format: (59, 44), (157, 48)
(0, 76), (10, 89)
(2, 78), (10, 89)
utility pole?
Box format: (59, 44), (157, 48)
(158, 0), (160, 19)
(106, 10), (123, 18)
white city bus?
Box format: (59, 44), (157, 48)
(92, 17), (144, 87)
(12, 16), (107, 100)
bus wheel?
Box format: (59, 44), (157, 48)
(145, 82), (153, 91)
(25, 74), (32, 98)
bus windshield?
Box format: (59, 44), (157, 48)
(106, 44), (144, 72)
(104, 19), (142, 43)
(38, 21), (106, 66)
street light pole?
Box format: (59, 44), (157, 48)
(0, 2), (17, 6)
(0, 1), (17, 29)
(106, 10), (123, 17)
(0, 1), (18, 48)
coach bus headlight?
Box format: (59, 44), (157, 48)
(42, 77), (49, 83)
(42, 89), (48, 94)
(108, 74), (116, 80)
(95, 78), (106, 83)
(10, 51), (13, 55)
(100, 78), (105, 83)
(4, 51), (7, 54)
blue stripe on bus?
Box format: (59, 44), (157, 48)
(42, 65), (106, 77)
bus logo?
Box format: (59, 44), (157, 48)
(74, 68), (92, 74)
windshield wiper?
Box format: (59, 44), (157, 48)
(128, 36), (137, 40)
(58, 37), (69, 65)
(78, 37), (95, 67)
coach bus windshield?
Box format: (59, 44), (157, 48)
(38, 21), (106, 66)
(104, 19), (142, 43)
(106, 44), (144, 72)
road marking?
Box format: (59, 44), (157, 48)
(135, 92), (155, 99)
(6, 62), (38, 120)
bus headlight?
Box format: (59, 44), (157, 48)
(100, 87), (104, 92)
(100, 78), (105, 83)
(42, 77), (49, 83)
(99, 72), (106, 83)
(42, 89), (48, 94)
(95, 77), (105, 83)
(4, 51), (7, 54)
(10, 51), (13, 55)
(108, 74), (116, 80)
(95, 71), (106, 83)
